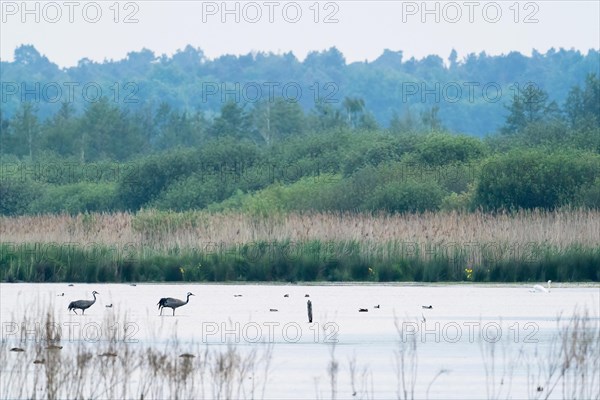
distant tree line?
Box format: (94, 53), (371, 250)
(0, 73), (598, 216)
(1, 44), (598, 135)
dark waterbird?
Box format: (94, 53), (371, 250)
(158, 292), (194, 316)
(68, 291), (99, 315)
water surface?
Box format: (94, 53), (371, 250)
(1, 283), (598, 399)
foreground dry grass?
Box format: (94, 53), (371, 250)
(2, 303), (598, 399)
(2, 209), (599, 251)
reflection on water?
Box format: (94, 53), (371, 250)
(1, 283), (598, 399)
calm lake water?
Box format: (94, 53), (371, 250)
(1, 283), (599, 399)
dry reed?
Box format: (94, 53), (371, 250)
(2, 209), (598, 251)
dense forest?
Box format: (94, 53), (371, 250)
(1, 45), (598, 135)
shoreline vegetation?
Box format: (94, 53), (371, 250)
(1, 302), (598, 399)
(1, 209), (598, 283)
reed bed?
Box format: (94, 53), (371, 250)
(1, 210), (599, 282)
(2, 209), (599, 249)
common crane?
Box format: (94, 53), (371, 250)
(68, 291), (99, 315)
(157, 292), (194, 316)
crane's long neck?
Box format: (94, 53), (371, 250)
(92, 292), (97, 303)
(185, 294), (191, 304)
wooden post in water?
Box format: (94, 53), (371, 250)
(307, 300), (313, 323)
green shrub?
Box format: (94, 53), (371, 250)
(151, 174), (234, 211)
(116, 148), (200, 210)
(0, 178), (43, 215)
(365, 179), (444, 213)
(577, 177), (600, 209)
(29, 182), (118, 214)
(475, 150), (600, 210)
(417, 133), (487, 165)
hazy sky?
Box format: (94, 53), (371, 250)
(1, 1), (599, 67)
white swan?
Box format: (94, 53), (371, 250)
(529, 280), (551, 293)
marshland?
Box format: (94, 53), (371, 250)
(2, 26), (599, 399)
(1, 209), (599, 283)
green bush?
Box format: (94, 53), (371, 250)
(440, 184), (476, 212)
(0, 178), (43, 215)
(29, 182), (118, 214)
(342, 135), (405, 175)
(116, 148), (200, 210)
(475, 150), (600, 210)
(576, 177), (600, 209)
(151, 174), (235, 211)
(365, 179), (444, 213)
(210, 174), (344, 214)
(417, 133), (487, 165)
(117, 139), (262, 211)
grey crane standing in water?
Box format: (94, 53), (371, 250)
(68, 291), (99, 315)
(158, 292), (194, 316)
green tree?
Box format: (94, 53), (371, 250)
(153, 105), (206, 150)
(357, 112), (379, 131)
(420, 106), (443, 132)
(40, 102), (79, 156)
(342, 96), (365, 129)
(78, 98), (143, 161)
(251, 98), (305, 145)
(502, 84), (550, 134)
(389, 109), (416, 134)
(565, 73), (600, 129)
(309, 99), (346, 132)
(0, 108), (12, 154)
(209, 101), (251, 139)
(11, 102), (40, 159)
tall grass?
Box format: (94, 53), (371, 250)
(1, 302), (598, 399)
(1, 209), (599, 282)
(0, 304), (274, 400)
(479, 309), (600, 400)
